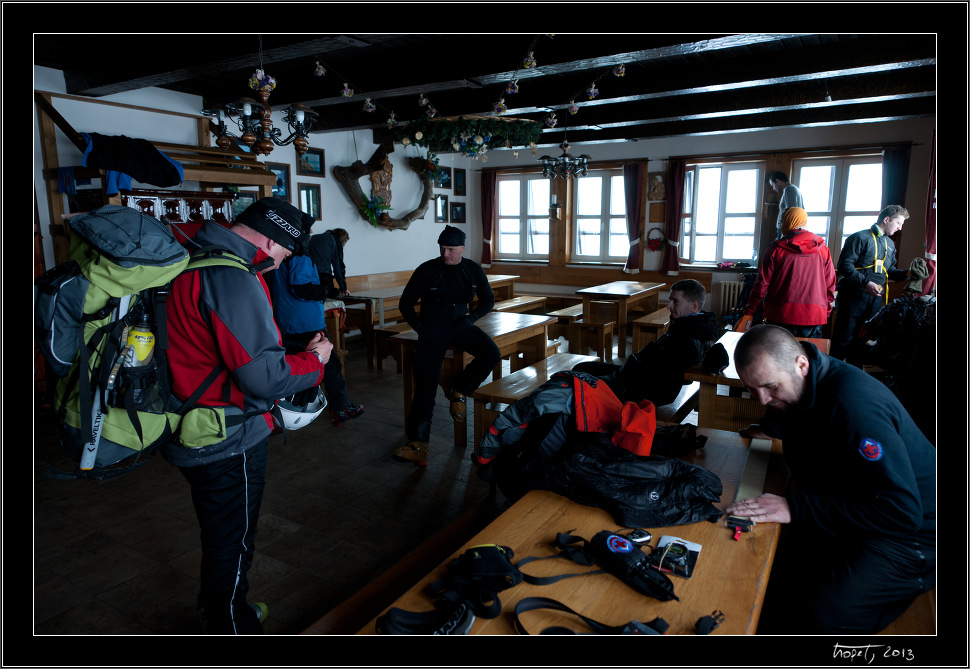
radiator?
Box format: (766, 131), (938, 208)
(716, 281), (746, 318)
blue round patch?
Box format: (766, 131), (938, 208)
(607, 535), (633, 553)
(859, 438), (883, 461)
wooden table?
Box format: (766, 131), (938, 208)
(393, 311), (555, 446)
(684, 331), (831, 432)
(576, 281), (665, 358)
(358, 428), (785, 635)
(485, 274), (518, 301)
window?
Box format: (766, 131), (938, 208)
(572, 168), (628, 262)
(793, 156), (883, 258)
(495, 174), (550, 260)
(680, 162), (765, 264)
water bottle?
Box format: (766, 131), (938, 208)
(125, 312), (155, 368)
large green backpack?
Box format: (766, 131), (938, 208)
(35, 205), (252, 479)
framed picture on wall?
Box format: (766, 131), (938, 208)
(450, 201), (466, 224)
(267, 162), (291, 201)
(435, 195), (449, 222)
(297, 148), (326, 177)
(298, 183), (322, 221)
(453, 168), (466, 196)
(434, 166), (452, 189)
(649, 202), (666, 223)
(232, 191), (258, 219)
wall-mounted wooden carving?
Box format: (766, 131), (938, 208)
(332, 141), (433, 231)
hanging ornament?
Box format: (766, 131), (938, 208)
(417, 93), (429, 106)
(506, 79), (519, 94)
(386, 111), (397, 128)
(362, 98), (376, 112)
(314, 60), (326, 77)
(586, 83), (599, 100)
(426, 106), (437, 119)
(402, 136), (411, 147)
(530, 141), (538, 157)
(342, 83), (355, 98)
(248, 69), (276, 93)
(415, 131), (423, 141)
(544, 113), (557, 128)
(613, 64), (626, 77)
(513, 150), (519, 159)
(568, 100), (579, 115)
(493, 98), (507, 114)
(522, 51), (537, 68)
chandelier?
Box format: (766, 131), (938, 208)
(539, 138), (590, 179)
(202, 97), (318, 156)
(201, 35), (318, 156)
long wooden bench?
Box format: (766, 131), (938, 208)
(470, 352), (599, 446)
(631, 307), (670, 351)
(493, 295), (546, 314)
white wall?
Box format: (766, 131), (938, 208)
(34, 64), (935, 278)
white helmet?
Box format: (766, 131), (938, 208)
(276, 387), (327, 430)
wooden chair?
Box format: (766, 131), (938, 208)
(631, 307), (670, 351)
(569, 319), (614, 361)
(374, 322), (413, 372)
(877, 587), (936, 635)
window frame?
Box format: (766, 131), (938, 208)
(679, 160), (766, 265)
(570, 167), (629, 264)
(792, 154), (884, 260)
(493, 173), (552, 261)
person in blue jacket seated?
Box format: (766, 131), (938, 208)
(268, 252), (364, 427)
(572, 278), (720, 407)
(726, 325), (935, 634)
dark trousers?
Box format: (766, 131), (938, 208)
(282, 329), (350, 410)
(757, 525), (935, 634)
(179, 438), (268, 634)
(408, 319), (501, 443)
(765, 320), (824, 339)
(831, 290), (882, 362)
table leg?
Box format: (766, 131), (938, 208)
(617, 297), (629, 358)
(695, 382), (717, 429)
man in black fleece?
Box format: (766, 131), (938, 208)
(392, 226), (500, 467)
(726, 325), (935, 634)
(573, 278), (719, 406)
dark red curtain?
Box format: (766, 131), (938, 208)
(661, 161), (686, 274)
(623, 161), (647, 273)
(921, 131), (936, 295)
(480, 171), (496, 267)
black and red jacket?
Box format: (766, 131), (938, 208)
(163, 221), (324, 467)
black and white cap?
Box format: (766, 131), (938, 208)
(236, 196), (311, 253)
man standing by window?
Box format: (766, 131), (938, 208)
(768, 171), (805, 240)
(831, 204), (911, 363)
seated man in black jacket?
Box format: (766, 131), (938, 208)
(726, 325), (935, 634)
(573, 279), (719, 406)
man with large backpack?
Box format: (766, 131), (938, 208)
(164, 197), (331, 634)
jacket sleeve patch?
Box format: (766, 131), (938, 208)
(858, 438), (883, 461)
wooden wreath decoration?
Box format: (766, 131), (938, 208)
(332, 141), (434, 231)
(647, 228), (667, 252)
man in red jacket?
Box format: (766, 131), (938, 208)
(165, 197), (332, 634)
(743, 207), (836, 338)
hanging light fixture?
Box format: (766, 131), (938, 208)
(539, 116), (590, 178)
(201, 36), (318, 156)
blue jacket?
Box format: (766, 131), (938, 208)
(269, 255), (329, 335)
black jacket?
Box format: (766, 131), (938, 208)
(400, 257), (494, 336)
(760, 342), (935, 547)
(836, 224), (908, 294)
(606, 311), (720, 406)
(307, 231), (348, 293)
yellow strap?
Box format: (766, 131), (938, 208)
(853, 232), (890, 305)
